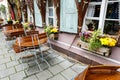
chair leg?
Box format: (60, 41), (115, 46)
(39, 49), (51, 68)
(34, 52), (42, 71)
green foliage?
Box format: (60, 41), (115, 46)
(89, 29), (102, 51)
(0, 4), (6, 13)
(44, 25), (53, 35)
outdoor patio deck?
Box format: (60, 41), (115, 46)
(37, 27), (120, 66)
(0, 30), (87, 80)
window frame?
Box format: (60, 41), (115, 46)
(46, 0), (57, 26)
(82, 0), (120, 34)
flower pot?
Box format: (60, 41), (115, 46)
(54, 33), (58, 40)
(7, 21), (13, 24)
(49, 33), (58, 40)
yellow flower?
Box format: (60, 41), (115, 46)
(100, 37), (117, 47)
(50, 28), (58, 33)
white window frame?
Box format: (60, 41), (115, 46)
(82, 0), (120, 34)
(46, 0), (57, 26)
(27, 6), (33, 23)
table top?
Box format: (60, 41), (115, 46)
(15, 38), (47, 47)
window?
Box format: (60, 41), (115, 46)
(104, 1), (120, 35)
(46, 0), (56, 26)
(82, 0), (120, 35)
(82, 0), (102, 32)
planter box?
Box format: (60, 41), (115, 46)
(78, 40), (111, 56)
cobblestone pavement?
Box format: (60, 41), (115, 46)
(0, 31), (87, 80)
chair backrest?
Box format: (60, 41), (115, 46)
(13, 23), (23, 29)
(2, 26), (13, 31)
(2, 24), (12, 27)
(26, 30), (39, 36)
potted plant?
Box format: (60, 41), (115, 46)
(23, 22), (29, 30)
(44, 26), (59, 40)
(7, 18), (13, 24)
(89, 29), (102, 51)
(78, 31), (92, 49)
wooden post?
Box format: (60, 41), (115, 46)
(75, 0), (90, 33)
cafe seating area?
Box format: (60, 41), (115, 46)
(0, 22), (120, 80)
(2, 23), (53, 71)
(0, 23), (90, 80)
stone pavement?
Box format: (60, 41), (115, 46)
(0, 31), (87, 80)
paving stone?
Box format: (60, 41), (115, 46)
(24, 75), (38, 80)
(25, 66), (40, 76)
(71, 63), (87, 73)
(61, 68), (77, 80)
(36, 70), (53, 80)
(4, 53), (14, 58)
(39, 62), (49, 70)
(15, 63), (28, 72)
(0, 64), (6, 70)
(48, 74), (66, 80)
(1, 77), (9, 80)
(0, 55), (4, 59)
(49, 56), (65, 66)
(6, 61), (19, 68)
(0, 57), (11, 65)
(0, 67), (15, 78)
(59, 60), (74, 69)
(46, 53), (59, 60)
(49, 65), (64, 75)
(10, 71), (26, 80)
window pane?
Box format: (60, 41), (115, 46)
(48, 0), (53, 7)
(85, 20), (99, 31)
(104, 21), (119, 35)
(49, 8), (53, 16)
(94, 5), (100, 17)
(49, 18), (53, 25)
(87, 5), (100, 17)
(106, 2), (119, 19)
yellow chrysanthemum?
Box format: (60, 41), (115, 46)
(50, 28), (58, 33)
(100, 37), (117, 47)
